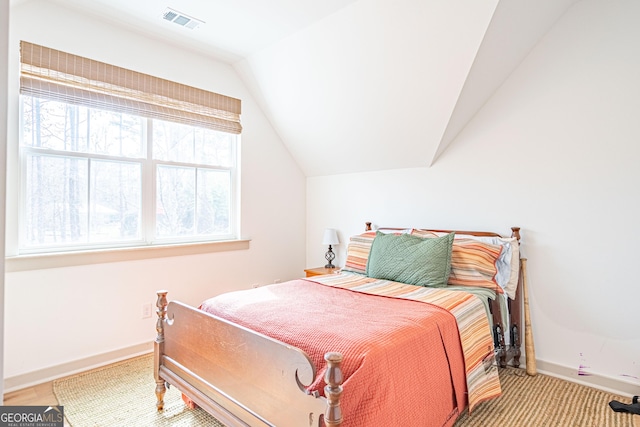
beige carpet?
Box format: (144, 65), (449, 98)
(53, 354), (223, 426)
(54, 354), (639, 426)
(454, 368), (639, 427)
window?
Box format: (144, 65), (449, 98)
(18, 42), (241, 254)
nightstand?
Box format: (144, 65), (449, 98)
(304, 267), (340, 277)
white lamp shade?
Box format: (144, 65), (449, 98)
(322, 228), (340, 245)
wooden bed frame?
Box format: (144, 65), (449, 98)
(154, 223), (524, 426)
(154, 296), (344, 426)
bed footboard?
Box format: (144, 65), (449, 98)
(154, 291), (344, 427)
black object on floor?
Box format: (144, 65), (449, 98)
(609, 396), (640, 415)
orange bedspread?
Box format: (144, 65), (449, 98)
(313, 272), (501, 411)
(200, 279), (469, 427)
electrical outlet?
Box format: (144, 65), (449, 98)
(142, 303), (152, 319)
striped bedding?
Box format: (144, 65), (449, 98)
(311, 271), (502, 412)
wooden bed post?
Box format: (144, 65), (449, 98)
(324, 352), (344, 427)
(154, 290), (168, 411)
(510, 227), (523, 368)
(490, 300), (507, 368)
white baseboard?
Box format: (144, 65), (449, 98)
(536, 359), (640, 398)
(5, 346), (638, 399)
(4, 341), (153, 393)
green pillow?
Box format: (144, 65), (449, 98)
(366, 231), (454, 287)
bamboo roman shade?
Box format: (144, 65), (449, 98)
(19, 41), (242, 134)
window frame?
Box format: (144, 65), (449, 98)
(17, 96), (241, 256)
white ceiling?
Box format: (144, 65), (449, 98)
(13, 0), (581, 176)
(34, 0), (360, 62)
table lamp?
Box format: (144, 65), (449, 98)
(322, 228), (340, 268)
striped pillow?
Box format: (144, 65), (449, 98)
(455, 234), (520, 299)
(342, 231), (377, 274)
(412, 230), (503, 292)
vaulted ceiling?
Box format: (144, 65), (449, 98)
(12, 0), (580, 176)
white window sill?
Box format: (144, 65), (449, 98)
(5, 239), (251, 272)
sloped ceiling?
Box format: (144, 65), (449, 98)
(12, 0), (580, 176)
(237, 0), (580, 176)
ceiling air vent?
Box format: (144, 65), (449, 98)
(162, 8), (204, 30)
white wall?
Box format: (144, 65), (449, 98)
(308, 0), (640, 395)
(4, 0), (306, 387)
(0, 0), (9, 402)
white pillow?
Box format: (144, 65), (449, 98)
(375, 228), (412, 234)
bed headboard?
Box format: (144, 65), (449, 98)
(364, 221), (521, 241)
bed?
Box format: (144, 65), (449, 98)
(154, 223), (524, 426)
